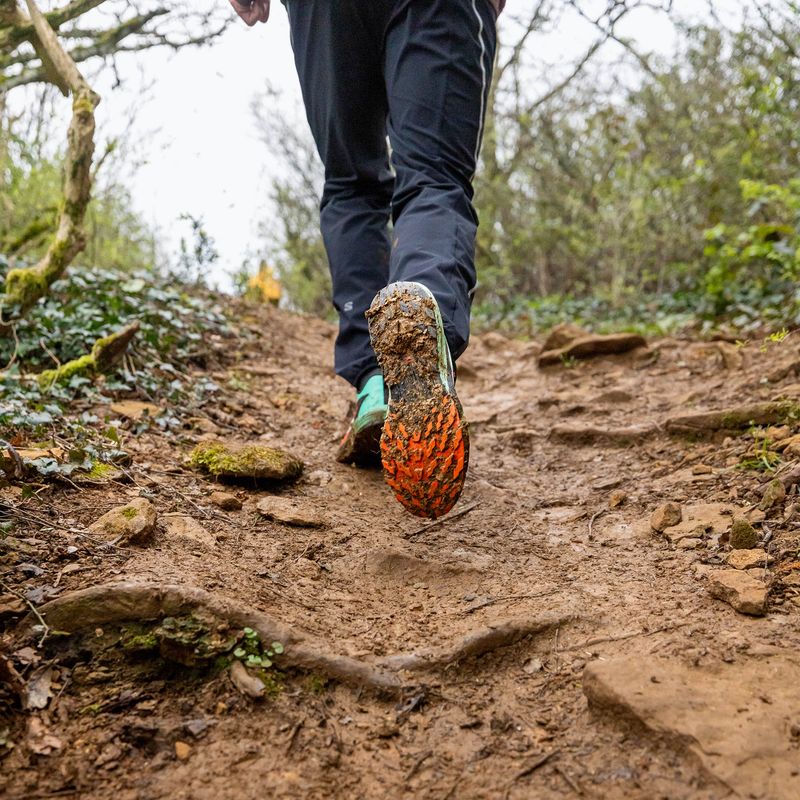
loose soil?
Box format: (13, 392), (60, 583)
(2, 305), (800, 799)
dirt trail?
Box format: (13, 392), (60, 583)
(2, 305), (800, 799)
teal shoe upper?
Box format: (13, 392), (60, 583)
(354, 373), (388, 431)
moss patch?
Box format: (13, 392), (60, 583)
(189, 442), (303, 482)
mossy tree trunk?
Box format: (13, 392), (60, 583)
(0, 0), (99, 324)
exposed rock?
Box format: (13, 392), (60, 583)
(88, 498), (157, 545)
(707, 569), (767, 616)
(229, 661), (265, 699)
(583, 653), (800, 799)
(189, 442), (303, 483)
(759, 478), (786, 511)
(729, 517), (759, 550)
(539, 332), (647, 367)
(541, 323), (589, 353)
(608, 490), (627, 509)
(727, 549), (772, 570)
(110, 401), (160, 421)
(656, 503), (732, 544)
(650, 502), (682, 532)
(174, 741), (191, 761)
(306, 469), (333, 486)
(162, 514), (216, 549)
(209, 491), (242, 511)
(256, 496), (325, 528)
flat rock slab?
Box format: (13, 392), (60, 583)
(583, 654), (800, 799)
(708, 569), (767, 616)
(162, 514), (216, 549)
(538, 333), (647, 367)
(256, 496), (325, 528)
(658, 502), (733, 544)
(727, 548), (773, 570)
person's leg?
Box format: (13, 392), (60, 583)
(383, 0), (497, 361)
(284, 0), (394, 389)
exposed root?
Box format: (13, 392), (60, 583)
(549, 423), (658, 446)
(538, 333), (647, 367)
(665, 401), (799, 435)
(37, 321), (139, 388)
(377, 613), (574, 672)
(27, 583), (575, 692)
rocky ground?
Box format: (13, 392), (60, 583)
(1, 304), (800, 799)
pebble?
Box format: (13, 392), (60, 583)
(174, 741), (191, 761)
(209, 491), (241, 511)
(650, 502), (682, 532)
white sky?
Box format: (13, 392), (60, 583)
(50, 0), (749, 288)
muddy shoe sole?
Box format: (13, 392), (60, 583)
(366, 282), (469, 519)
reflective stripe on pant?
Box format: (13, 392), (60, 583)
(284, 0), (497, 387)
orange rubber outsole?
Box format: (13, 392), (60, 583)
(380, 390), (468, 519)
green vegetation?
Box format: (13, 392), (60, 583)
(253, 5), (800, 337)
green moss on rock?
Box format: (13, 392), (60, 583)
(189, 442), (303, 482)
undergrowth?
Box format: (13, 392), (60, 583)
(0, 263), (231, 477)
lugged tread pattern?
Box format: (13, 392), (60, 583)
(367, 282), (469, 519)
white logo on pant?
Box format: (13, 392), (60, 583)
(344, 301), (354, 312)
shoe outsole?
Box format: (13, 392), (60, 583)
(366, 282), (469, 519)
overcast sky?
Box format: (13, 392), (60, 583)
(86, 0), (747, 289)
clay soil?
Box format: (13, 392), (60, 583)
(2, 303), (800, 799)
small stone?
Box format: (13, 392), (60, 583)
(708, 569), (767, 616)
(727, 549), (772, 570)
(229, 661), (265, 699)
(609, 490), (627, 509)
(184, 719), (210, 738)
(162, 514), (216, 549)
(174, 741), (191, 761)
(523, 657), (543, 674)
(677, 537), (702, 550)
(729, 518), (759, 550)
(759, 479), (786, 511)
(692, 464), (713, 475)
(256, 496), (325, 528)
(650, 502), (682, 532)
(306, 470), (332, 486)
(88, 498), (157, 545)
(746, 508), (766, 525)
(209, 491), (241, 511)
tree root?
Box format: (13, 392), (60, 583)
(28, 582), (575, 693)
(664, 401), (799, 435)
(549, 423), (658, 446)
(538, 333), (647, 367)
(37, 321), (139, 387)
(377, 613), (571, 672)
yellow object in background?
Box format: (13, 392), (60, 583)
(247, 260), (281, 305)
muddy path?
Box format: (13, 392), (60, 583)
(2, 305), (800, 799)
